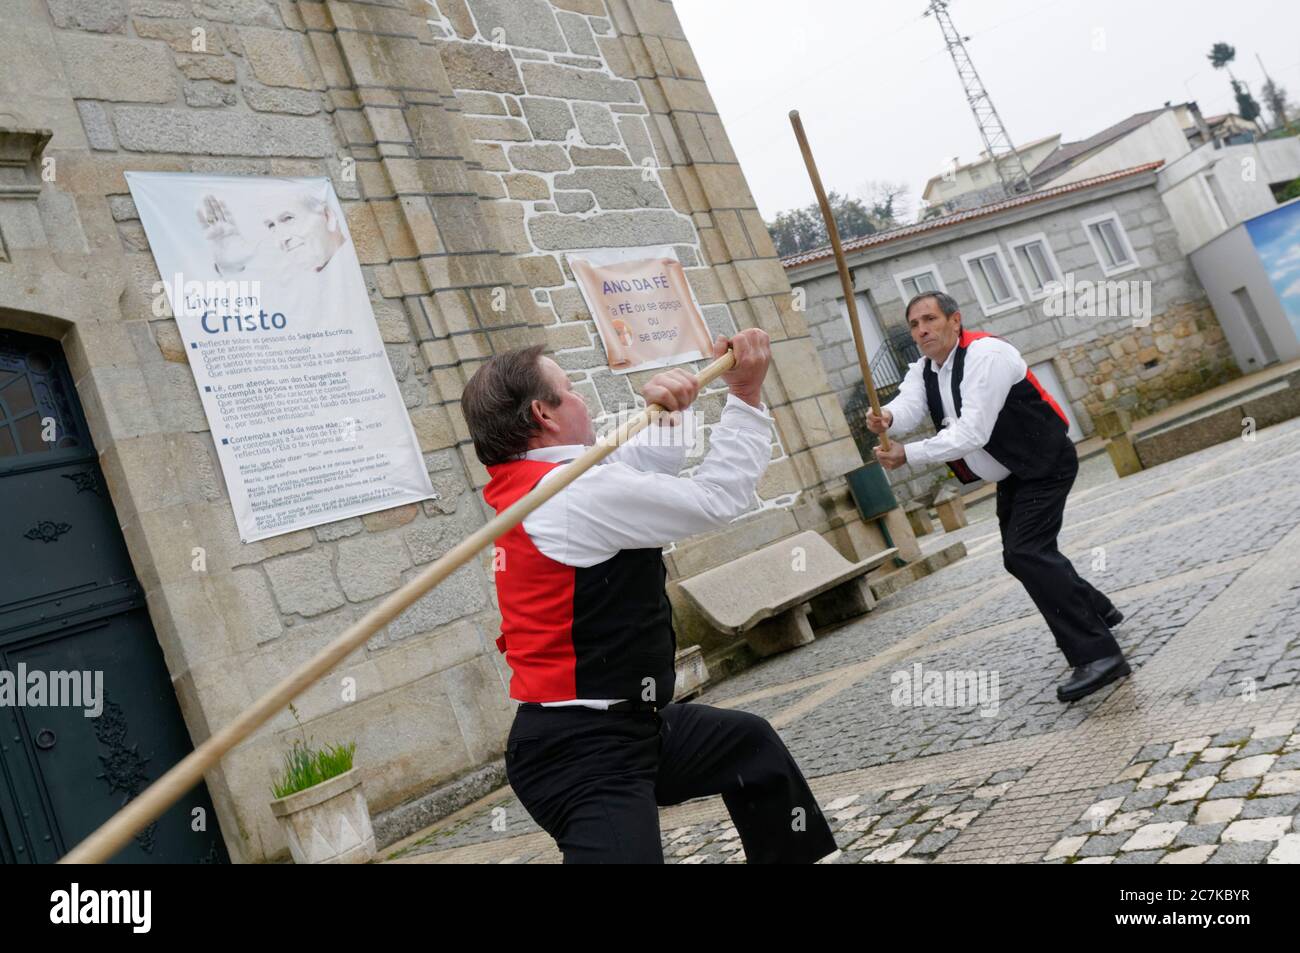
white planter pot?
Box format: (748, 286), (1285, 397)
(270, 767), (375, 864)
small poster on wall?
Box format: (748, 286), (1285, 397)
(567, 245), (715, 374)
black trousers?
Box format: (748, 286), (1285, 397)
(504, 701), (837, 864)
(996, 454), (1122, 667)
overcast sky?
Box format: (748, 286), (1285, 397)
(674, 0), (1299, 223)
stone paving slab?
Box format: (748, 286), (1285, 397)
(386, 418), (1300, 864)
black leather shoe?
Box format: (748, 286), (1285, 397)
(1102, 608), (1124, 627)
(1057, 654), (1131, 702)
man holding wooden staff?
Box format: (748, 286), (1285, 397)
(461, 328), (836, 864)
(868, 292), (1130, 703)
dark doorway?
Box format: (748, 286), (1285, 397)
(0, 328), (228, 863)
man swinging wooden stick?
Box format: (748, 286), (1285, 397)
(788, 110), (1128, 704)
(461, 330), (836, 864)
(869, 294), (1130, 702)
(61, 334), (834, 864)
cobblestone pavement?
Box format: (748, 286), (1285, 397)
(386, 418), (1300, 864)
(1046, 724), (1300, 864)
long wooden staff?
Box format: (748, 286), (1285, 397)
(61, 349), (738, 864)
(788, 110), (890, 451)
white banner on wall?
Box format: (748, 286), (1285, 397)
(126, 172), (434, 543)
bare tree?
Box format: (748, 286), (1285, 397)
(1261, 78), (1291, 132)
(858, 180), (912, 228)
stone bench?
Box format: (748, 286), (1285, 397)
(933, 485), (968, 531)
(905, 500), (935, 537)
(1094, 408), (1142, 476)
(673, 645), (709, 700)
(679, 531), (898, 658)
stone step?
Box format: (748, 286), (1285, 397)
(870, 541), (968, 601)
(1134, 373), (1300, 468)
(372, 759), (507, 853)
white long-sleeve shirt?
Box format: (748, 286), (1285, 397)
(884, 336), (1028, 483)
(512, 393), (775, 708)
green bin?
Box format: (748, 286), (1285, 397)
(844, 461), (898, 521)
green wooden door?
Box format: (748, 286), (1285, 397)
(0, 329), (228, 863)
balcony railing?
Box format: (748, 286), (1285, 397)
(868, 328), (920, 407)
(844, 328), (920, 460)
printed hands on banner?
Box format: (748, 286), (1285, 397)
(197, 194), (258, 275)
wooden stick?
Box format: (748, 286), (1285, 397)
(60, 349), (738, 864)
(788, 110), (891, 451)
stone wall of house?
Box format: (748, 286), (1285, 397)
(0, 0), (900, 862)
(790, 174), (1241, 506)
(1056, 299), (1236, 423)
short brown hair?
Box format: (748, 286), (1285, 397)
(462, 344), (562, 466)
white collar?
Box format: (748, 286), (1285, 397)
(521, 444), (589, 464)
(933, 341), (960, 373)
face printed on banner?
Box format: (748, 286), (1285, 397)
(196, 189), (347, 278)
(262, 195), (346, 273)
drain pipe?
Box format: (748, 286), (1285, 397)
(876, 516), (910, 569)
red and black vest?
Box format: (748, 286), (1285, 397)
(922, 330), (1074, 484)
(482, 458), (677, 704)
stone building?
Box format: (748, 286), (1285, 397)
(785, 163), (1241, 505)
(0, 0), (914, 862)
